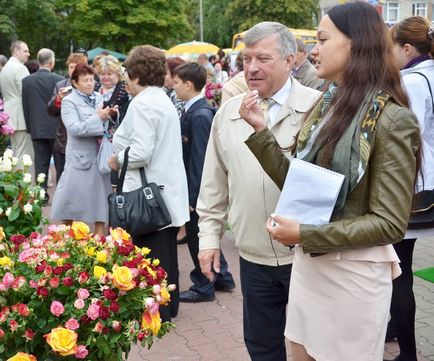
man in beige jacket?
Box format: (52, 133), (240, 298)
(197, 22), (320, 361)
(0, 41), (33, 162)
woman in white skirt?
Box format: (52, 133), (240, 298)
(240, 3), (421, 361)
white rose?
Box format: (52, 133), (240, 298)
(11, 157), (18, 166)
(22, 154), (33, 167)
(3, 148), (13, 159)
(37, 173), (46, 183)
(23, 173), (32, 184)
(5, 207), (11, 217)
(39, 189), (46, 200)
(2, 158), (12, 172)
(23, 203), (33, 214)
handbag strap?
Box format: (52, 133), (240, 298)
(412, 71), (434, 115)
(117, 146), (149, 193)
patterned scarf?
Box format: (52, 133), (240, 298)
(297, 84), (391, 213)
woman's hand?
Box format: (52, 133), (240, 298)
(266, 214), (301, 246)
(108, 154), (119, 171)
(97, 106), (112, 121)
(239, 90), (266, 133)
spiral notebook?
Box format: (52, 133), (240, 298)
(274, 158), (345, 225)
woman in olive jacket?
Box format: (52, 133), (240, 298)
(240, 3), (420, 361)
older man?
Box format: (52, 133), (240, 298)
(291, 38), (323, 90)
(197, 22), (320, 361)
(0, 41), (33, 161)
(22, 49), (63, 197)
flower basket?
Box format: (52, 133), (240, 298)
(0, 223), (175, 360)
(0, 149), (46, 238)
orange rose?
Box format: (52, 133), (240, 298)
(110, 227), (131, 242)
(141, 310), (161, 336)
(71, 222), (90, 240)
(7, 353), (37, 361)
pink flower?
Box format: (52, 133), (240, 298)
(49, 277), (60, 288)
(93, 321), (103, 333)
(2, 272), (14, 286)
(50, 300), (65, 317)
(75, 345), (89, 359)
(1, 123), (14, 135)
(74, 298), (85, 309)
(9, 319), (18, 331)
(0, 328), (4, 339)
(87, 303), (100, 320)
(24, 328), (35, 341)
(65, 318), (80, 330)
(77, 288), (90, 299)
(11, 276), (26, 289)
(17, 304), (30, 316)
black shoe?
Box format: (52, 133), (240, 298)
(179, 289), (215, 303)
(214, 282), (235, 292)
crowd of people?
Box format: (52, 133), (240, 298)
(0, 3), (432, 360)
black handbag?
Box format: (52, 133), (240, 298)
(408, 190), (434, 229)
(108, 146), (172, 237)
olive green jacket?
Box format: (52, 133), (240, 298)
(245, 102), (420, 254)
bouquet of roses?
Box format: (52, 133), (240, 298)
(0, 149), (46, 238)
(0, 223), (174, 360)
(0, 99), (15, 155)
(204, 82), (223, 108)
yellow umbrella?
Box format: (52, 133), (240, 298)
(166, 41), (219, 58)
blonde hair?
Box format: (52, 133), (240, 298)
(93, 54), (123, 80)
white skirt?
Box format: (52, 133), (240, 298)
(285, 246), (395, 361)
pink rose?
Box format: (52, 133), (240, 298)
(2, 272), (14, 286)
(87, 303), (100, 320)
(9, 320), (18, 331)
(74, 298), (85, 309)
(50, 300), (65, 317)
(0, 328), (4, 339)
(93, 321), (103, 333)
(49, 277), (60, 288)
(1, 123), (14, 135)
(65, 318), (80, 330)
(24, 328), (35, 340)
(75, 345), (89, 359)
(77, 288), (90, 299)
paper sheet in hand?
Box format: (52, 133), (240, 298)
(274, 158), (345, 225)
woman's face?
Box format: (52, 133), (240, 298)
(72, 73), (95, 95)
(311, 15), (352, 84)
(214, 63), (222, 72)
(99, 70), (119, 89)
(124, 70), (140, 97)
(164, 69), (175, 89)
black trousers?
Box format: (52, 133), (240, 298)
(32, 139), (64, 186)
(185, 210), (235, 296)
(133, 227), (179, 322)
(240, 256), (292, 361)
(389, 238), (417, 361)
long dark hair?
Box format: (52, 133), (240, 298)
(314, 2), (409, 165)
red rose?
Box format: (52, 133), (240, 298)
(110, 301), (120, 313)
(53, 266), (63, 275)
(102, 289), (117, 300)
(29, 231), (39, 239)
(24, 328), (35, 340)
(137, 331), (145, 341)
(99, 306), (110, 320)
(78, 272), (89, 284)
(17, 303), (30, 316)
(0, 328), (4, 339)
(62, 277), (74, 287)
(49, 277), (60, 288)
(9, 320), (18, 331)
(63, 263), (74, 271)
(35, 261), (47, 273)
(80, 315), (91, 325)
(103, 327), (109, 334)
(36, 287), (49, 297)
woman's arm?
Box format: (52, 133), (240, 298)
(61, 97), (104, 137)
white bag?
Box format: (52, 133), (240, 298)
(97, 136), (113, 174)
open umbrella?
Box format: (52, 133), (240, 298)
(166, 41), (219, 59)
(87, 47), (127, 62)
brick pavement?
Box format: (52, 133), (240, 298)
(43, 184), (434, 361)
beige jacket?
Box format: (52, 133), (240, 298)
(0, 57), (29, 131)
(221, 71), (249, 105)
(197, 78), (321, 266)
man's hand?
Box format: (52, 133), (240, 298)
(239, 89), (266, 133)
(198, 249), (221, 282)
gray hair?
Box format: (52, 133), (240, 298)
(244, 22), (297, 58)
(37, 48), (55, 66)
(0, 55), (7, 66)
(10, 41), (27, 55)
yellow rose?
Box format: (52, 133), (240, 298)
(141, 310), (161, 336)
(93, 265), (107, 279)
(110, 227), (131, 242)
(112, 265), (136, 291)
(85, 247), (95, 257)
(56, 258), (64, 266)
(96, 251), (107, 264)
(7, 353), (37, 361)
(152, 258), (160, 267)
(0, 227), (5, 242)
(45, 327), (77, 356)
(140, 247), (151, 256)
(160, 286), (171, 305)
(0, 256), (12, 267)
(71, 222), (90, 240)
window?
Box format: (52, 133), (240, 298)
(383, 2), (399, 22)
(412, 2), (427, 16)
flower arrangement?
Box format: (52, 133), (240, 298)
(0, 149), (46, 238)
(0, 223), (174, 360)
(0, 99), (15, 155)
(204, 82), (223, 108)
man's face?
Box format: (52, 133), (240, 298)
(173, 75), (190, 101)
(15, 44), (30, 64)
(243, 35), (294, 99)
(294, 50), (307, 67)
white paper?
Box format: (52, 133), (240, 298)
(274, 158), (345, 225)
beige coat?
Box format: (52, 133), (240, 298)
(0, 57), (29, 131)
(197, 78), (321, 266)
(221, 71), (249, 105)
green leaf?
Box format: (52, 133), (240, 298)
(8, 207), (20, 221)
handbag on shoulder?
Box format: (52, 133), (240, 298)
(408, 190), (434, 229)
(108, 146), (172, 237)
